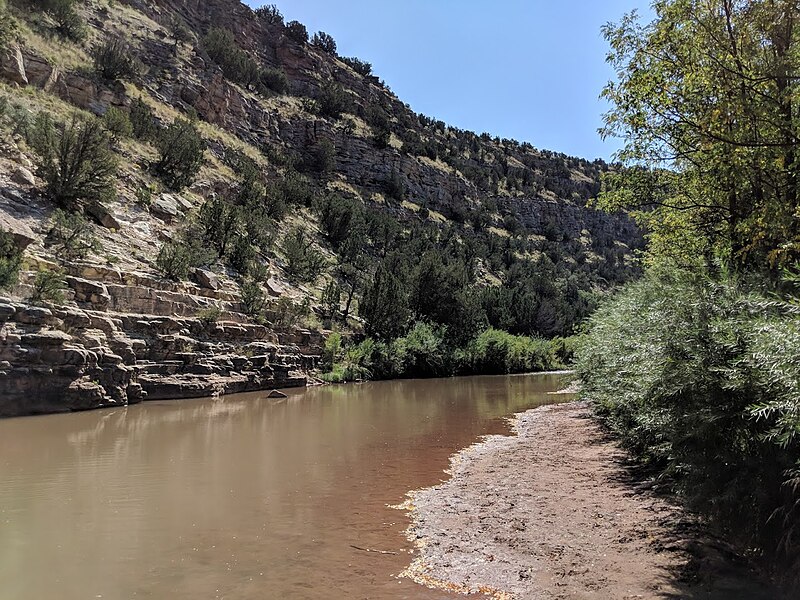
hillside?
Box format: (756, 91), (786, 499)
(0, 0), (641, 416)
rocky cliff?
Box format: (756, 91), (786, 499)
(0, 0), (642, 417)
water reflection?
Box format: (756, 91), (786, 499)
(0, 373), (573, 600)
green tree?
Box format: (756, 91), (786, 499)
(600, 1), (800, 269)
(341, 56), (372, 77)
(103, 107), (133, 142)
(360, 260), (410, 340)
(168, 15), (193, 50)
(317, 82), (349, 120)
(304, 138), (335, 175)
(241, 278), (267, 318)
(30, 114), (118, 209)
(311, 31), (337, 55)
(154, 117), (205, 191)
(156, 240), (193, 281)
(320, 280), (341, 323)
(260, 68), (288, 94)
(198, 196), (241, 257)
(42, 0), (85, 41)
(317, 193), (364, 250)
(0, 229), (22, 291)
(92, 37), (141, 82)
(29, 269), (66, 305)
(282, 227), (326, 282)
(285, 20), (308, 44)
(129, 97), (158, 141)
(203, 27), (261, 88)
(255, 4), (283, 26)
(46, 209), (100, 260)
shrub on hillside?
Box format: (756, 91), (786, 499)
(341, 56), (372, 77)
(276, 170), (314, 206)
(0, 0), (18, 47)
(198, 196), (241, 257)
(103, 107), (133, 141)
(29, 269), (66, 305)
(382, 168), (405, 201)
(304, 138), (335, 175)
(254, 4), (283, 26)
(0, 229), (23, 291)
(29, 114), (118, 209)
(92, 37), (141, 82)
(316, 193), (364, 249)
(42, 0), (86, 41)
(576, 265), (800, 581)
(153, 117), (205, 191)
(228, 234), (257, 276)
(260, 67), (288, 94)
(156, 240), (193, 281)
(46, 209), (100, 260)
(311, 31), (337, 55)
(203, 27), (261, 88)
(282, 227), (326, 282)
(372, 125), (391, 149)
(241, 278), (267, 318)
(168, 15), (193, 49)
(285, 20), (308, 44)
(129, 97), (158, 141)
(317, 82), (349, 120)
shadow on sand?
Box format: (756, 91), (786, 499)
(580, 411), (781, 600)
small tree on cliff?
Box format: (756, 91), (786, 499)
(29, 113), (118, 210)
(311, 31), (337, 55)
(0, 229), (22, 291)
(153, 117), (205, 191)
(285, 20), (308, 44)
(42, 0), (86, 41)
(255, 4), (283, 26)
(92, 36), (142, 82)
(360, 261), (411, 340)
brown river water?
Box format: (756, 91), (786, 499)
(0, 373), (573, 600)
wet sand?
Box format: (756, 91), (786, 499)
(402, 402), (777, 599)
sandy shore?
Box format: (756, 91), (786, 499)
(402, 401), (777, 599)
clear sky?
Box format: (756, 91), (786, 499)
(245, 1), (653, 161)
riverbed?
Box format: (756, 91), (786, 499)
(0, 373), (573, 599)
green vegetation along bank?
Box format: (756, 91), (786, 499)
(578, 0), (800, 592)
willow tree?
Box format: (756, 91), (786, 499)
(600, 0), (800, 269)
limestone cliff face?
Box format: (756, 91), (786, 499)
(0, 0), (640, 417)
(0, 266), (322, 417)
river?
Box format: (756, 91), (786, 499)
(0, 373), (574, 599)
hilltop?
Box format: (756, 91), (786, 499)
(0, 0), (641, 416)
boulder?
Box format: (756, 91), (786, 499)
(266, 277), (285, 297)
(0, 212), (36, 250)
(11, 167), (35, 186)
(192, 268), (220, 291)
(65, 277), (112, 310)
(0, 44), (28, 86)
(15, 306), (54, 326)
(86, 201), (122, 230)
(150, 194), (181, 222)
(0, 303), (16, 322)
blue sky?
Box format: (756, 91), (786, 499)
(245, 1), (653, 160)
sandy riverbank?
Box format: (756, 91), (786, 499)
(402, 401), (777, 599)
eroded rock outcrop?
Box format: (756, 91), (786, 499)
(0, 281), (322, 417)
